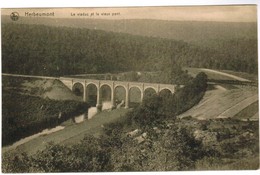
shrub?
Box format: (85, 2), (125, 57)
(3, 136), (112, 173)
(2, 151), (32, 173)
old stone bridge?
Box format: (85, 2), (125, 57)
(60, 77), (178, 109)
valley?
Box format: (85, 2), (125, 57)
(1, 6), (258, 172)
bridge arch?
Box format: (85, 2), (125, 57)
(114, 84), (127, 91)
(100, 84), (112, 110)
(72, 82), (85, 99)
(160, 87), (174, 94)
(159, 88), (172, 98)
(114, 85), (126, 108)
(86, 82), (98, 89)
(144, 87), (157, 100)
(160, 88), (173, 94)
(129, 86), (142, 107)
(86, 83), (97, 106)
(129, 85), (142, 93)
(144, 86), (157, 93)
(100, 83), (112, 90)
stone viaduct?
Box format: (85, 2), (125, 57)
(59, 77), (178, 109)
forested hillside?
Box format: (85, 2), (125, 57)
(2, 16), (257, 43)
(2, 22), (258, 77)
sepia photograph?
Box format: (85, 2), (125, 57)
(1, 3), (259, 173)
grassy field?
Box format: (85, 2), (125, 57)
(233, 101), (259, 120)
(178, 86), (258, 120)
(179, 67), (258, 121)
(217, 95), (258, 119)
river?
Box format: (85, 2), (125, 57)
(3, 101), (113, 153)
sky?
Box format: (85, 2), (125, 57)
(1, 5), (257, 22)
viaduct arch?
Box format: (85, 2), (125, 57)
(60, 77), (179, 109)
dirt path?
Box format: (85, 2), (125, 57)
(201, 68), (251, 82)
(2, 109), (129, 155)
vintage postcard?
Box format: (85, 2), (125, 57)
(1, 5), (259, 173)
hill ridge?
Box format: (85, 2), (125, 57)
(2, 15), (257, 43)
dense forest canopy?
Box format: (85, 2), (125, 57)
(1, 21), (258, 77)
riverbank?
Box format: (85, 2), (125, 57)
(2, 91), (89, 146)
(2, 108), (130, 155)
(2, 75), (90, 146)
